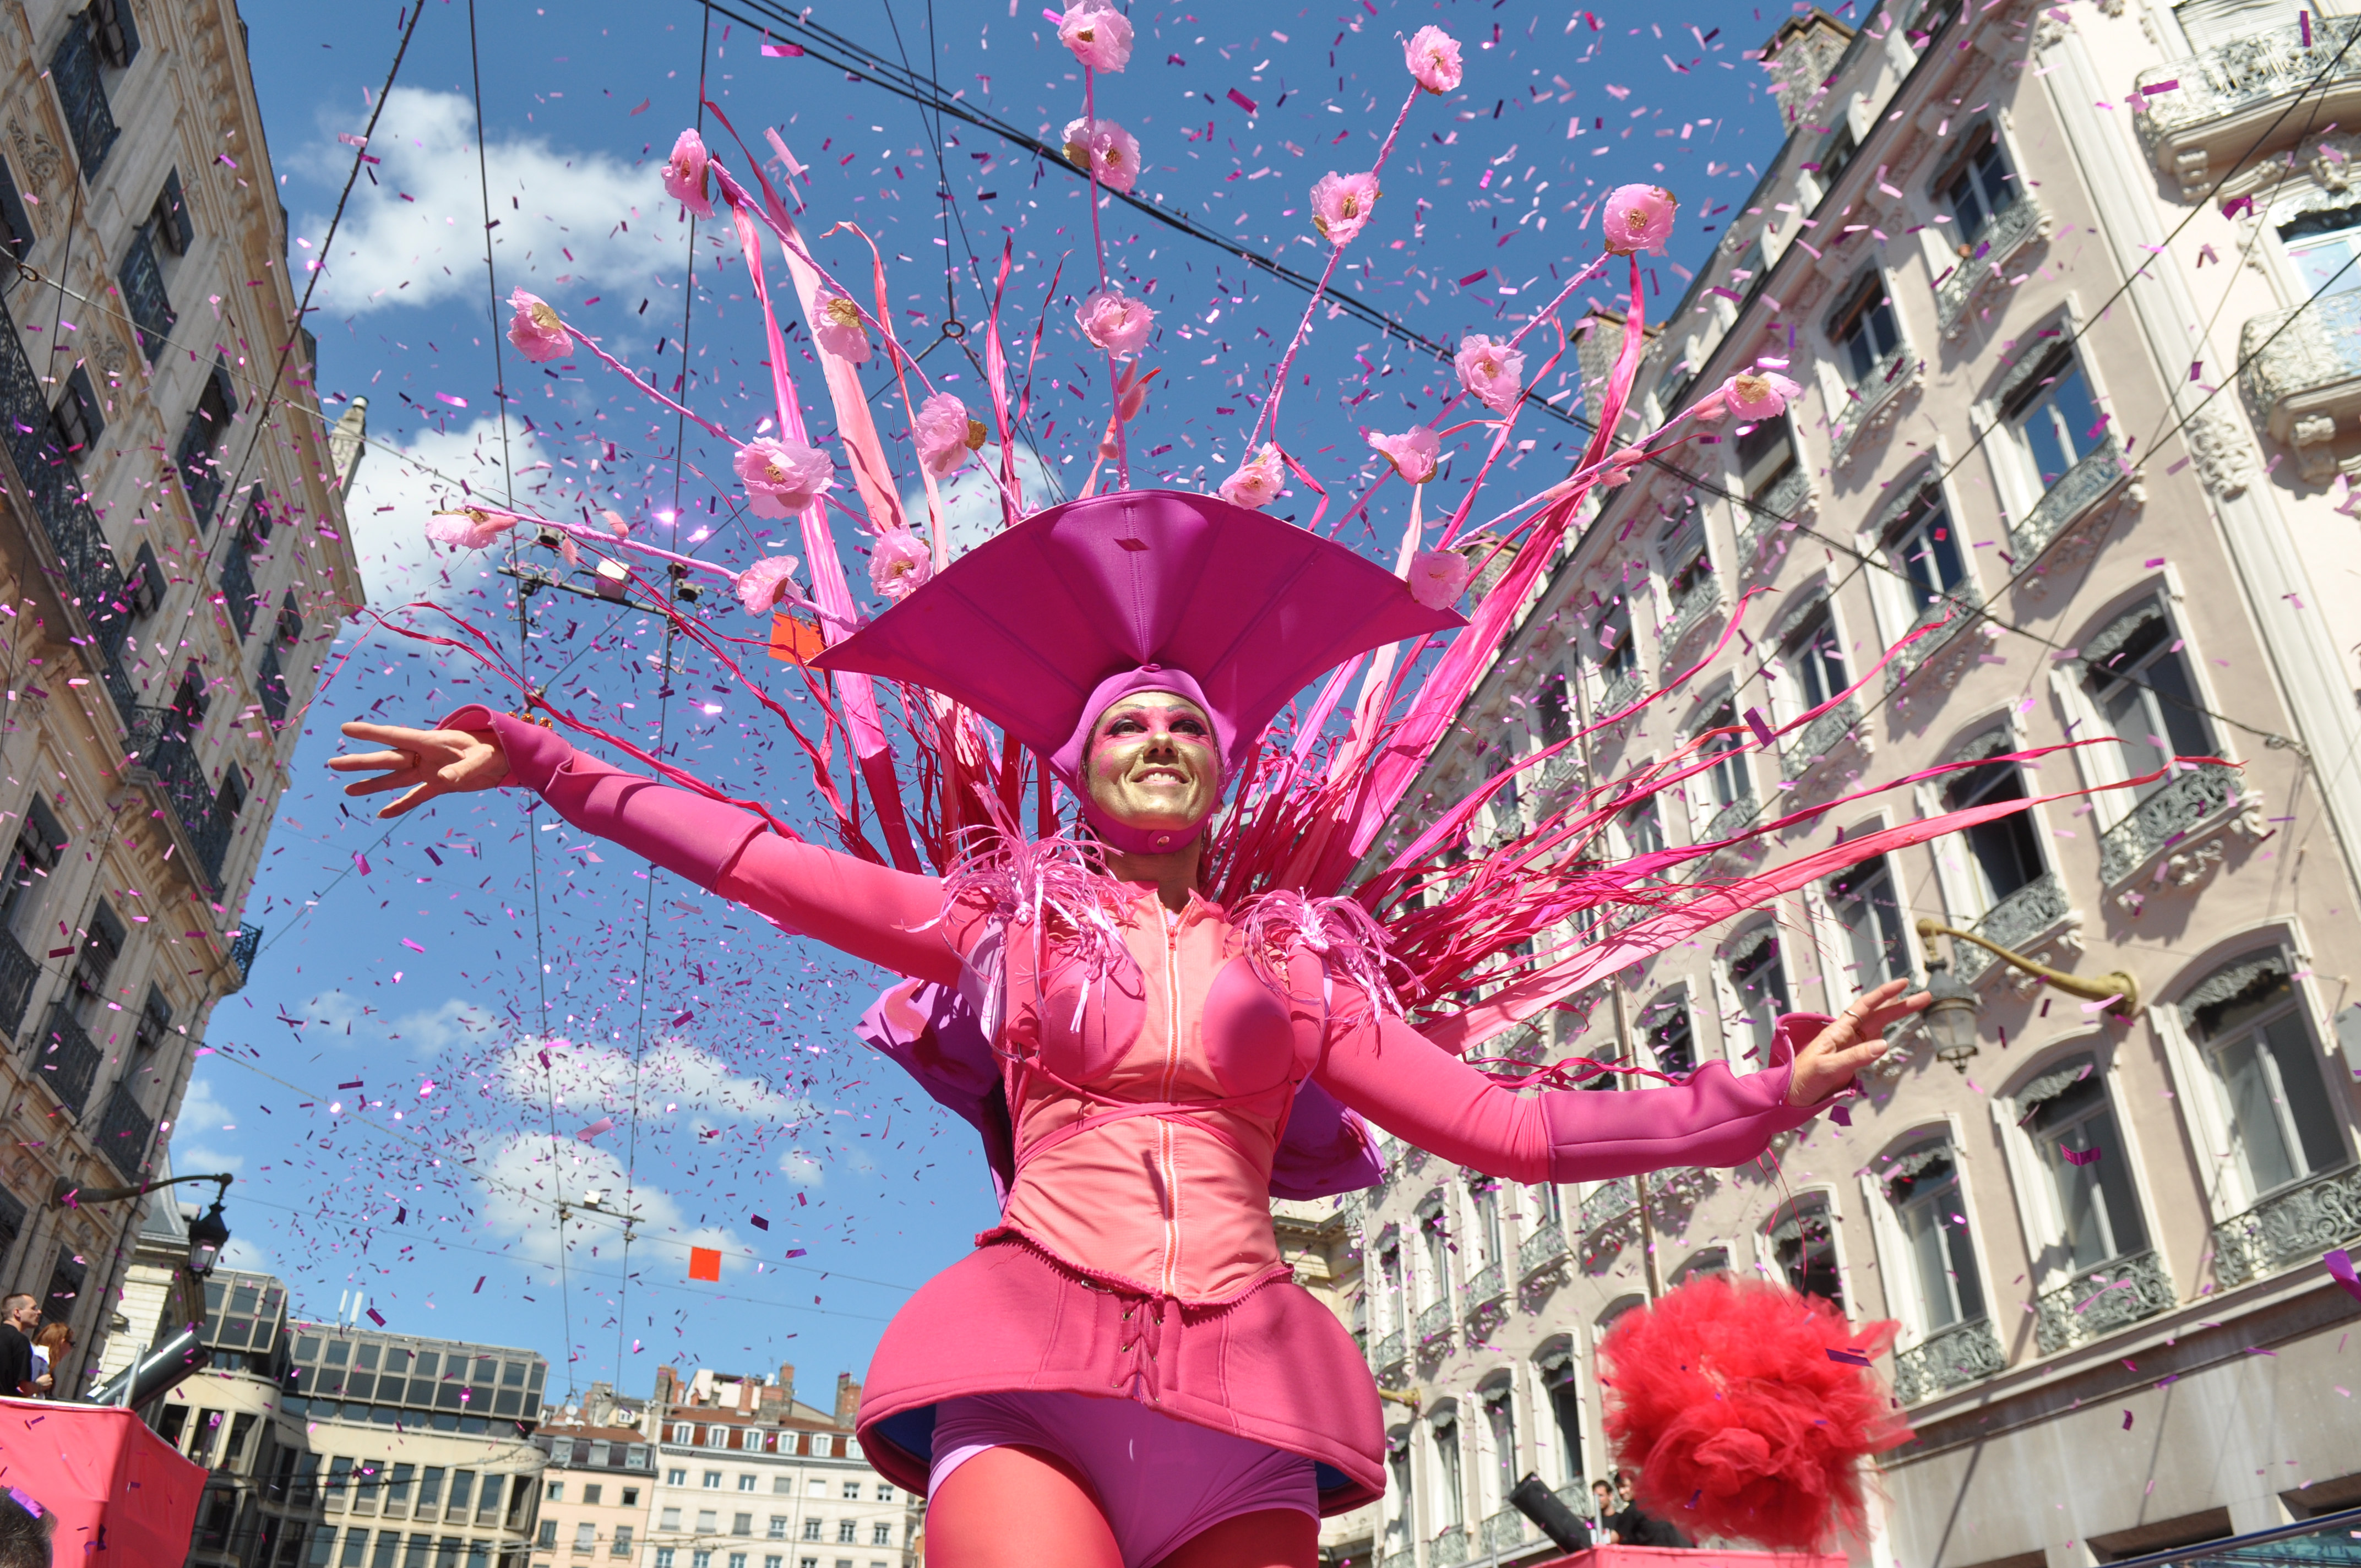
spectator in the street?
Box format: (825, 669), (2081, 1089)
(28, 1324), (70, 1400)
(1615, 1468), (1694, 1549)
(0, 1485), (52, 1566)
(1591, 1477), (1622, 1543)
(0, 1296), (41, 1400)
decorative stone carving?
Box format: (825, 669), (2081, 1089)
(2212, 1162), (2361, 1287)
(6, 120), (62, 193)
(2293, 413), (2341, 481)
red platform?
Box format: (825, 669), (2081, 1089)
(0, 1398), (205, 1563)
(1528, 1548), (1849, 1568)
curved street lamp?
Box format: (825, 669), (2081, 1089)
(51, 1172), (234, 1277)
(1912, 917), (2139, 1072)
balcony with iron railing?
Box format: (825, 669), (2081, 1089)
(1701, 790), (1759, 845)
(1933, 198), (2046, 338)
(1952, 871), (2074, 983)
(1429, 1525), (1470, 1568)
(2008, 434), (2129, 562)
(49, 12), (119, 180)
(1462, 1260), (1505, 1315)
(1415, 1298), (1454, 1345)
(1737, 465), (1810, 568)
(1891, 1318), (2008, 1405)
(127, 707), (238, 889)
(1659, 570), (1722, 657)
(1580, 1178), (1635, 1233)
(2034, 1249), (2175, 1354)
(221, 541), (259, 640)
(230, 924), (263, 987)
(2211, 1163), (2361, 1288)
(1600, 663), (1648, 717)
(1782, 697), (1863, 782)
(93, 1082), (156, 1180)
(257, 643), (289, 726)
(2135, 15), (2361, 195)
(1481, 1506), (1534, 1557)
(1370, 1330), (1407, 1377)
(1830, 345), (1916, 464)
(119, 230), (176, 364)
(1517, 1221), (1569, 1277)
(2097, 762), (2245, 885)
(30, 1002), (103, 1116)
(2240, 287), (2361, 483)
(1884, 581), (1984, 694)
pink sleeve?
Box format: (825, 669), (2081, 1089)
(449, 706), (960, 987)
(1312, 1006), (1832, 1184)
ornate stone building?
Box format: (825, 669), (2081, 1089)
(1346, 1), (2361, 1565)
(0, 0), (361, 1403)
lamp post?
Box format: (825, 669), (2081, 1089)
(51, 1172), (234, 1277)
(1911, 917), (2139, 1070)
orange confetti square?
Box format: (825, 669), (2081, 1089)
(689, 1246), (722, 1282)
(770, 611), (826, 666)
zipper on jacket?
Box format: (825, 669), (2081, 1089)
(1157, 904), (1183, 1296)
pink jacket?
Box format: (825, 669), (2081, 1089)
(461, 707), (1834, 1306)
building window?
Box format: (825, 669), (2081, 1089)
(659, 1510), (681, 1532)
(870, 1525), (890, 1547)
(696, 1512), (718, 1536)
(1769, 1195), (1844, 1310)
(1418, 1201), (1453, 1312)
(1885, 1138), (1986, 1333)
(1884, 483), (1968, 614)
(175, 358), (239, 527)
(148, 167), (193, 256)
(734, 1515), (753, 1537)
(666, 1470), (687, 1487)
(801, 1521), (820, 1543)
(0, 156), (34, 262)
(2081, 600), (2214, 798)
(1538, 1350), (1582, 1485)
(1593, 601), (1637, 697)
(1780, 601), (1847, 715)
(1737, 415), (1797, 510)
(768, 1518), (787, 1540)
(2184, 955), (2344, 1199)
(1941, 739), (2044, 914)
(738, 1474), (756, 1492)
(574, 1523), (596, 1553)
(1658, 503), (1711, 609)
(839, 1483), (859, 1501)
(703, 1473), (722, 1490)
(1829, 275), (1901, 386)
(1618, 793), (1663, 859)
(1694, 698), (1749, 826)
(1429, 1409), (1466, 1529)
(1642, 995), (1696, 1076)
(655, 1554), (676, 1568)
(47, 366), (105, 468)
(2004, 345), (2104, 493)
(1936, 127), (2017, 249)
(2020, 1058), (2147, 1271)
(612, 1528), (633, 1559)
(536, 1523), (557, 1550)
(1817, 123), (1858, 187)
(1826, 854), (1911, 990)
(2278, 202), (2361, 298)
(836, 1522), (856, 1544)
(1479, 1380), (1518, 1507)
(1726, 931), (1789, 1064)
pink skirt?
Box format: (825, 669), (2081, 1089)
(857, 1234), (1384, 1514)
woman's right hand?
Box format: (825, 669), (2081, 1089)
(329, 721), (512, 818)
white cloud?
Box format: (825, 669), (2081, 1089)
(295, 88), (676, 319)
(481, 1035), (810, 1128)
(777, 1148), (824, 1188)
(165, 1077), (246, 1178)
(472, 1131), (746, 1272)
(901, 443), (1058, 560)
(289, 989), (502, 1057)
(338, 415), (547, 610)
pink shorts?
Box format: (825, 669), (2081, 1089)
(928, 1389), (1318, 1567)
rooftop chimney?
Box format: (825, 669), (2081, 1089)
(834, 1373), (862, 1429)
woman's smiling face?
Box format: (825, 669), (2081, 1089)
(1085, 690), (1219, 835)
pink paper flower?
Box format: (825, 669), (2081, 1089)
(1404, 26), (1464, 94)
(1058, 0), (1134, 72)
(869, 530), (933, 601)
(424, 508), (516, 551)
(1310, 171), (1381, 246)
(1218, 444), (1286, 510)
(1407, 547), (1475, 610)
(1724, 369), (1805, 421)
(735, 437), (834, 519)
(814, 293), (873, 364)
(506, 290), (572, 364)
(1454, 334), (1526, 415)
(662, 128), (714, 219)
(913, 393), (983, 477)
(1603, 183), (1678, 255)
(734, 554), (803, 617)
(1368, 424), (1441, 483)
(1062, 117), (1143, 194)
(1077, 289), (1155, 355)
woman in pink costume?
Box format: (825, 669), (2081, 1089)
(333, 491), (1927, 1568)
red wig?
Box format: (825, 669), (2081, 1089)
(1597, 1273), (1913, 1551)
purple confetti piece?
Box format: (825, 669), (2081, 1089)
(6, 1488), (39, 1519)
(366, 1308), (385, 1326)
(2326, 1249), (2361, 1305)
(1827, 1102), (1853, 1127)
(1743, 706), (1777, 747)
(2061, 1145), (2101, 1166)
(1227, 88), (1259, 113)
(784, 1248), (807, 1259)
(752, 1215), (770, 1231)
(1825, 1347), (1872, 1366)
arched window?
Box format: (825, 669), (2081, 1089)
(1882, 481), (1968, 614)
(1535, 1340), (1584, 1486)
(1640, 990), (1696, 1076)
(1932, 124), (2018, 250)
(1670, 1247), (1731, 1287)
(1829, 274), (1902, 386)
(1468, 1176), (1506, 1275)
(1479, 1376), (1520, 1506)
(2017, 1056), (2146, 1271)
(1428, 1404), (1467, 1530)
(2183, 952), (2344, 1198)
(1826, 851), (1912, 990)
(1884, 1137), (1985, 1332)
(1726, 928), (1791, 1066)
(1768, 1196), (1845, 1310)
(1942, 729), (2046, 917)
(1384, 1426), (1416, 1549)
(2082, 598), (2215, 799)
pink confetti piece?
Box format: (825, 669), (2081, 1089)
(215, 154), (236, 168)
(434, 393), (468, 408)
(761, 42), (805, 56)
(752, 1215), (770, 1230)
(628, 98), (651, 116)
(399, 939), (425, 953)
(578, 1117), (616, 1141)
(2121, 1409), (2134, 1429)
(353, 852), (372, 875)
(336, 133), (369, 149)
(2146, 557), (2167, 567)
(1227, 88), (1259, 113)
(1459, 269), (1489, 286)
(2061, 1145), (2101, 1166)
(2327, 1248), (2361, 1305)
(2222, 194), (2255, 219)
(2141, 80), (2179, 94)
(2081, 993), (2124, 1013)
(785, 1247), (807, 1259)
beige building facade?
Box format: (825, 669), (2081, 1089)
(529, 1417), (652, 1568)
(1350, 1), (2361, 1566)
(0, 0), (362, 1401)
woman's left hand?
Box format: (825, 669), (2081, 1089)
(1786, 978), (1929, 1107)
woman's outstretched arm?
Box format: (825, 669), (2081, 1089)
(330, 707), (961, 986)
(1312, 979), (1924, 1183)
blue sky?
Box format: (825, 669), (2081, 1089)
(198, 0), (1800, 1406)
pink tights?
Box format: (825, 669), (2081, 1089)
(924, 1391), (1319, 1568)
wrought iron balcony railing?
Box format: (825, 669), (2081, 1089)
(0, 926), (38, 1039)
(2033, 1249), (2175, 1354)
(2135, 16), (2361, 194)
(257, 644), (289, 726)
(1702, 791), (1759, 845)
(1830, 345), (1914, 462)
(2097, 762), (2244, 885)
(2008, 435), (2128, 563)
(119, 230), (175, 364)
(221, 541), (258, 640)
(1517, 1222), (1569, 1276)
(30, 1002), (102, 1115)
(1884, 582), (1984, 693)
(2239, 287), (2361, 483)
(1737, 465), (1810, 567)
(1934, 198), (2045, 337)
(1430, 1525), (1470, 1568)
(230, 924), (263, 987)
(1891, 1317), (2008, 1404)
(1600, 664), (1647, 717)
(1481, 1507), (1532, 1555)
(93, 1082), (156, 1180)
(127, 708), (239, 889)
(1660, 571), (1722, 654)
(1782, 697), (1863, 781)
(1463, 1260), (1505, 1313)
(1952, 872), (2073, 983)
(2211, 1162), (2361, 1289)
(1580, 1178), (1635, 1232)
(1415, 1298), (1454, 1344)
(50, 13), (119, 181)
(1370, 1330), (1407, 1374)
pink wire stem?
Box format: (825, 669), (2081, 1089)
(556, 320), (739, 443)
(1252, 83), (1422, 450)
(1082, 69), (1131, 491)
